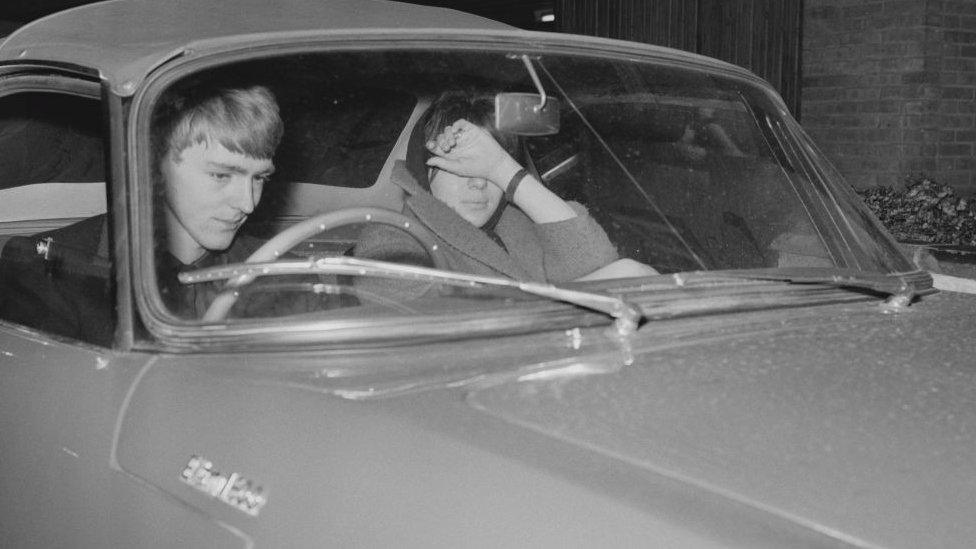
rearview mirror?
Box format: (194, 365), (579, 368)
(495, 93), (560, 136)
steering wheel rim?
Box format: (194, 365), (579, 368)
(202, 207), (448, 321)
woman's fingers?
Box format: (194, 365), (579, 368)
(424, 119), (514, 181)
(425, 155), (461, 175)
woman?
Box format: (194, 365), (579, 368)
(354, 92), (642, 288)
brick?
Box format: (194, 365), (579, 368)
(878, 114), (905, 127)
(879, 56), (925, 71)
(905, 100), (937, 113)
(835, 101), (863, 114)
(883, 0), (925, 14)
(841, 4), (875, 18)
(904, 158), (940, 172)
(938, 99), (973, 113)
(808, 6), (840, 19)
(947, 2), (976, 16)
(881, 28), (926, 42)
(902, 71), (940, 84)
(801, 102), (833, 116)
(871, 128), (904, 140)
(932, 13), (954, 27)
(920, 84), (942, 99)
(849, 113), (882, 126)
(942, 73), (976, 85)
(802, 88), (847, 101)
(883, 42), (923, 57)
(942, 86), (976, 99)
(803, 74), (858, 87)
(950, 157), (976, 170)
(938, 143), (973, 156)
(880, 86), (911, 99)
(858, 99), (902, 113)
(938, 113), (975, 127)
(939, 173), (974, 190)
(943, 58), (976, 71)
(875, 13), (927, 27)
(902, 129), (941, 143)
(846, 88), (883, 100)
(945, 31), (976, 43)
(901, 144), (939, 158)
(905, 114), (940, 129)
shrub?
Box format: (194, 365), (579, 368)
(858, 177), (976, 246)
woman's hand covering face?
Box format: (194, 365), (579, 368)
(425, 119), (520, 190)
(426, 117), (578, 226)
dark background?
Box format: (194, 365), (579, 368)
(5, 1), (974, 196)
(0, 0), (801, 113)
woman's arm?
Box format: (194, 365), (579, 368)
(575, 258), (660, 281)
(425, 119), (576, 223)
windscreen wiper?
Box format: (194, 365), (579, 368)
(179, 256), (644, 335)
(710, 267), (932, 308)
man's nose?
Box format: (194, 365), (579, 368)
(230, 176), (258, 214)
(467, 177), (487, 190)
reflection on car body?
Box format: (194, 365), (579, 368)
(0, 0), (974, 547)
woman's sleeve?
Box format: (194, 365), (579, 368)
(350, 224), (440, 301)
(354, 224), (436, 267)
(536, 201), (618, 282)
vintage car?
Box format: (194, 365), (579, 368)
(1, 0), (975, 547)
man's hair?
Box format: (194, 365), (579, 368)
(152, 83), (283, 165)
(422, 91), (519, 157)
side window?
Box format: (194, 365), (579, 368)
(0, 88), (113, 346)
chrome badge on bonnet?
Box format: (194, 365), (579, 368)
(180, 455), (268, 516)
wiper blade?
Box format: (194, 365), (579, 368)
(178, 256), (643, 335)
(710, 267), (931, 307)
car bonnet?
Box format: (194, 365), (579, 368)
(467, 291), (976, 548)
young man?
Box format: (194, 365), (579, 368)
(150, 84), (286, 317)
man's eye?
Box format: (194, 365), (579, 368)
(209, 172), (231, 181)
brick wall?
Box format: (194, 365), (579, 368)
(802, 0), (976, 194)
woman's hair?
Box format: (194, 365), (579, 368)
(406, 90), (521, 190)
(151, 83), (283, 166)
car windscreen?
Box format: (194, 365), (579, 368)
(141, 48), (911, 326)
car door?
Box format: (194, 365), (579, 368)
(0, 70), (188, 548)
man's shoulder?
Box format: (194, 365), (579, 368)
(38, 213), (108, 251)
(1, 214), (107, 266)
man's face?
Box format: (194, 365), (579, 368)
(161, 139), (274, 264)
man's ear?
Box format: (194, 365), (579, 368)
(161, 146), (184, 167)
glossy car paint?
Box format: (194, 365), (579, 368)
(109, 292), (976, 548)
(2, 1), (974, 548)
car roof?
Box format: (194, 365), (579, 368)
(0, 0), (753, 96)
(0, 0), (514, 90)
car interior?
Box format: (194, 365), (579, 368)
(0, 49), (840, 344)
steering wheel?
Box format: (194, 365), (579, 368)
(203, 207), (449, 321)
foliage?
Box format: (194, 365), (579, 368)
(858, 177), (976, 246)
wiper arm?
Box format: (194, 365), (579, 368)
(178, 256), (643, 335)
(712, 267), (931, 308)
